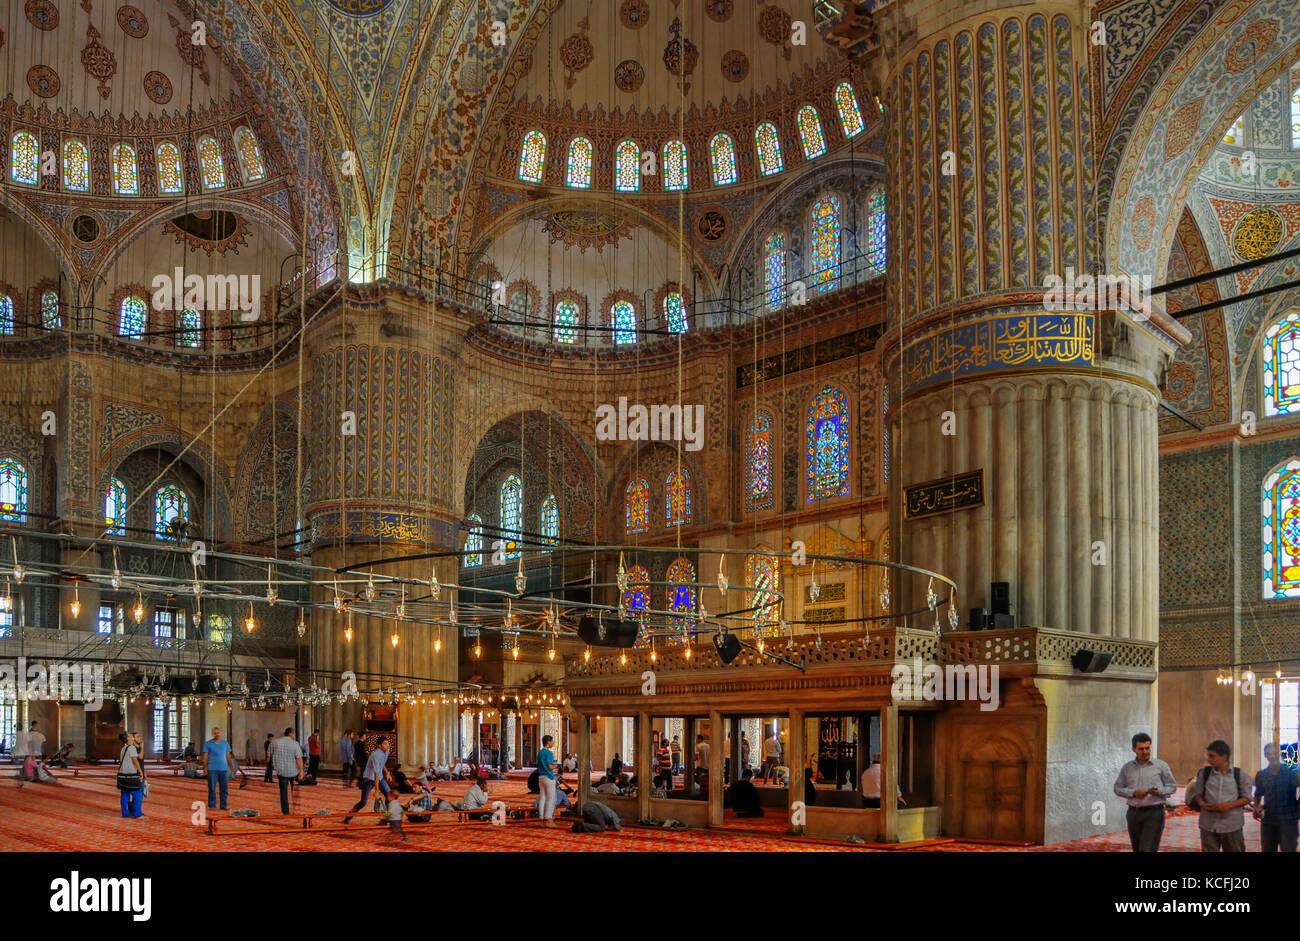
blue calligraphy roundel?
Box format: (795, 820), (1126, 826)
(326, 0), (396, 15)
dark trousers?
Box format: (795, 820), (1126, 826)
(207, 770), (229, 809)
(1126, 805), (1165, 852)
(341, 761), (353, 784)
(1261, 818), (1299, 852)
(263, 757), (274, 782)
(277, 774), (297, 814)
(347, 776), (390, 818)
(1200, 829), (1246, 852)
(760, 759), (778, 782)
(308, 755), (320, 779)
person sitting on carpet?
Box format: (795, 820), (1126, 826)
(594, 774), (621, 796)
(803, 767), (819, 806)
(452, 758), (471, 779)
(608, 753), (623, 778)
(455, 773), (491, 811)
(534, 784), (572, 813)
(47, 743), (74, 768)
(527, 768), (540, 794)
(182, 757), (203, 778)
(727, 770), (764, 817)
(392, 764), (415, 793)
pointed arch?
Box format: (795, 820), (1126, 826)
(154, 485), (190, 539)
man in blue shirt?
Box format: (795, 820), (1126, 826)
(202, 727), (234, 811)
(1253, 743), (1300, 852)
(536, 734), (559, 828)
(344, 736), (390, 823)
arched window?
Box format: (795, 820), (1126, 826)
(710, 133), (737, 185)
(499, 475), (522, 559)
(0, 295), (13, 335)
(612, 299), (637, 345)
(41, 290), (60, 329)
(0, 461), (29, 522)
(105, 478), (126, 536)
(1292, 86), (1300, 149)
(1264, 311), (1300, 416)
(119, 295), (147, 340)
(234, 127), (266, 182)
(10, 132), (39, 185)
(755, 122), (784, 176)
(867, 186), (887, 273)
(663, 140), (689, 191)
(764, 232), (786, 311)
(1224, 114), (1245, 146)
(745, 551), (781, 629)
(626, 478), (650, 534)
(797, 105), (827, 159)
(1264, 459), (1300, 598)
(615, 140), (640, 192)
(112, 143), (139, 195)
(156, 142), (183, 194)
(806, 385), (850, 502)
(666, 557), (697, 628)
(177, 308), (201, 348)
(810, 195), (842, 292)
(518, 130), (546, 182)
(623, 565), (651, 613)
(540, 495), (559, 550)
(565, 136), (592, 188)
(197, 136), (227, 190)
(464, 514), (483, 567)
(154, 485), (190, 539)
(746, 411), (774, 512)
(664, 291), (688, 333)
(665, 468), (692, 526)
(836, 82), (865, 138)
(62, 140), (89, 192)
(553, 299), (579, 344)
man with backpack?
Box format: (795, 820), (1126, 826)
(1252, 743), (1299, 852)
(1186, 739), (1254, 852)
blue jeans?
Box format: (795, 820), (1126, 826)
(207, 770), (229, 809)
(120, 787), (143, 818)
(347, 776), (390, 817)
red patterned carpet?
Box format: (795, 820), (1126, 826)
(0, 768), (1262, 852)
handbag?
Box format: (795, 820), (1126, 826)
(116, 772), (142, 791)
(372, 796), (386, 813)
(141, 778), (150, 798)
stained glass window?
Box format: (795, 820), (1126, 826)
(154, 485), (189, 539)
(234, 126), (266, 182)
(554, 300), (579, 343)
(1264, 312), (1300, 416)
(623, 565), (651, 613)
(745, 552), (781, 629)
(810, 195), (842, 292)
(112, 143), (139, 195)
(806, 385), (850, 502)
(0, 296), (13, 335)
(62, 140), (89, 192)
(664, 292), (688, 333)
(836, 82), (865, 138)
(867, 187), (887, 273)
(666, 557), (696, 629)
(41, 290), (59, 329)
(613, 300), (637, 345)
(616, 140), (640, 192)
(105, 477), (126, 535)
(119, 295), (146, 339)
(710, 133), (737, 185)
(1224, 114), (1245, 146)
(178, 307), (201, 348)
(541, 495), (559, 550)
(663, 140), (689, 191)
(500, 475), (522, 559)
(665, 468), (691, 526)
(797, 106), (826, 159)
(0, 461), (28, 522)
(755, 122), (784, 176)
(626, 478), (649, 534)
(764, 232), (786, 311)
(746, 411), (774, 511)
(1264, 459), (1300, 598)
(198, 136), (227, 190)
(565, 136), (592, 188)
(156, 142), (183, 194)
(518, 130), (546, 183)
(10, 132), (39, 185)
(464, 513), (483, 567)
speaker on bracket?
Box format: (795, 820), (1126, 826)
(990, 582), (1011, 615)
(1070, 648), (1113, 673)
(713, 632), (742, 664)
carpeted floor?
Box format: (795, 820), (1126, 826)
(0, 767), (1264, 852)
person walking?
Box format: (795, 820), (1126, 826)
(345, 735), (391, 823)
(656, 737), (673, 789)
(244, 730), (258, 766)
(1113, 732), (1177, 852)
(117, 731), (145, 818)
(670, 736), (681, 774)
(339, 729), (355, 784)
(1253, 742), (1300, 852)
(202, 727), (235, 811)
(307, 729), (321, 780)
(352, 733), (368, 786)
(760, 730), (781, 783)
(269, 727), (303, 815)
(262, 733), (275, 782)
(536, 734), (559, 828)
(1187, 739), (1254, 852)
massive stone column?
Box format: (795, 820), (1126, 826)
(304, 292), (463, 765)
(874, 3), (1184, 843)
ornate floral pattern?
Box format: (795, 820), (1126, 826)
(25, 0), (59, 30)
(143, 71), (172, 104)
(81, 25), (117, 99)
(26, 66), (59, 99)
(619, 0), (649, 30)
(560, 18), (593, 89)
(721, 49), (749, 83)
(614, 59), (645, 93)
(116, 5), (148, 38)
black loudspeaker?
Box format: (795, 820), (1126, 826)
(969, 607), (990, 630)
(195, 674), (219, 695)
(1070, 648), (1113, 673)
(713, 632), (742, 664)
(991, 613), (1015, 631)
(163, 676), (194, 695)
(990, 582), (1011, 615)
(576, 616), (639, 648)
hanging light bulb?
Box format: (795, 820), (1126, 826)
(583, 646), (591, 662)
(649, 647), (657, 663)
(449, 588), (458, 624)
(244, 601), (257, 633)
(111, 547), (122, 589)
(132, 591), (145, 623)
(504, 599), (514, 631)
(619, 650), (627, 666)
(472, 638), (482, 659)
(395, 583), (406, 620)
(684, 643), (692, 660)
(618, 600), (628, 621)
(265, 563), (278, 605)
(391, 630), (399, 648)
(333, 578), (343, 610)
(192, 605), (202, 630)
(364, 572), (377, 601)
(948, 603), (960, 630)
(879, 587), (891, 611)
(926, 577), (938, 611)
(512, 642), (520, 660)
(757, 637), (765, 654)
(10, 537), (24, 583)
(343, 611), (353, 643)
(296, 611), (307, 638)
(547, 639), (556, 661)
(69, 585), (81, 619)
(434, 633), (442, 653)
(514, 555), (527, 594)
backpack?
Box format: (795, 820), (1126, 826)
(1188, 765), (1242, 811)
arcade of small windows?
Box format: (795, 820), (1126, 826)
(112, 144), (139, 195)
(755, 122), (784, 176)
(518, 130), (546, 183)
(198, 136), (227, 190)
(234, 126), (266, 182)
(664, 292), (689, 334)
(553, 300), (580, 344)
(710, 133), (737, 186)
(177, 308), (201, 348)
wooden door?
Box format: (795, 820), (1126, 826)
(958, 739), (1029, 841)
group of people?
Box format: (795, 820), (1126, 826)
(7, 721), (56, 785)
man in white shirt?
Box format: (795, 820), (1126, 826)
(861, 753), (903, 808)
(25, 722), (45, 760)
(760, 732), (782, 783)
(10, 723), (29, 778)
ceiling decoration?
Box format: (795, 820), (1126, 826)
(661, 17), (698, 92)
(164, 210), (250, 255)
(560, 17), (593, 89)
(25, 1), (58, 30)
(1232, 207), (1284, 261)
(721, 49), (748, 82)
(324, 0), (398, 14)
(27, 65), (60, 98)
(706, 0), (734, 24)
(143, 70), (172, 104)
(167, 13), (208, 84)
(80, 25), (117, 99)
(758, 2), (793, 60)
(614, 59), (644, 94)
(541, 207), (633, 253)
(619, 0), (649, 30)
(116, 5), (148, 39)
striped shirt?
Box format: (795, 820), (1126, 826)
(269, 736), (302, 778)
